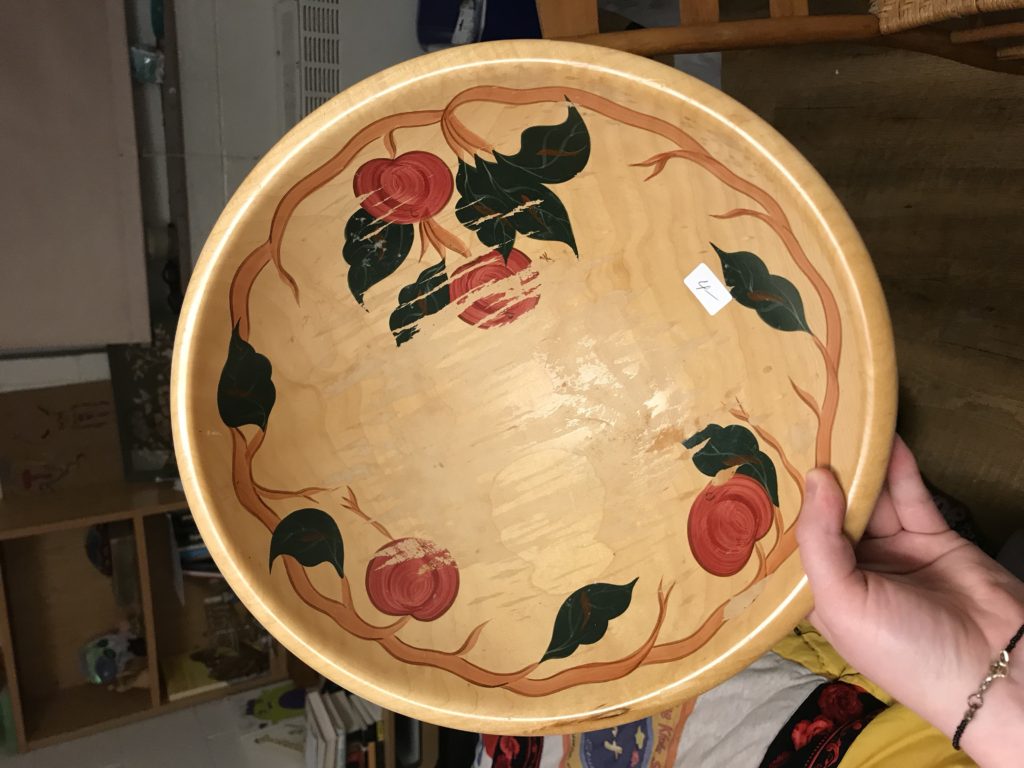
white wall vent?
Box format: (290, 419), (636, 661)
(298, 0), (342, 116)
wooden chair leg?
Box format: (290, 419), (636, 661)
(770, 0), (809, 16)
(535, 0), (599, 38)
(679, 0), (719, 25)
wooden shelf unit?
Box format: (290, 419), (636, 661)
(0, 481), (288, 753)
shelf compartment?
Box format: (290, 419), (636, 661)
(2, 525), (155, 745)
(0, 481), (186, 541)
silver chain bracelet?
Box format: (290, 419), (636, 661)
(952, 623), (1024, 751)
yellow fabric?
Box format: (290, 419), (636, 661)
(841, 704), (977, 767)
(772, 621), (892, 704)
(772, 622), (974, 767)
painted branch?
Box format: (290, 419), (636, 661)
(729, 404), (805, 503)
(236, 430), (710, 693)
(647, 603), (727, 664)
(789, 378), (821, 423)
(229, 109), (445, 338)
(221, 84), (837, 691)
(443, 93), (844, 468)
(763, 526), (797, 574)
(505, 583), (675, 697)
(753, 542), (767, 581)
(444, 113), (493, 157)
(453, 622), (489, 656)
(232, 429), (543, 684)
(341, 487), (394, 540)
(710, 205), (841, 465)
(254, 483), (323, 503)
(423, 217), (472, 259)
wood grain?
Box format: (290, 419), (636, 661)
(0, 554), (27, 751)
(769, 0), (809, 17)
(173, 40), (895, 733)
(132, 517), (162, 708)
(680, 0), (720, 25)
(535, 0), (599, 38)
(0, 481), (186, 541)
(565, 15), (881, 55)
(724, 42), (1024, 549)
(950, 21), (1024, 43)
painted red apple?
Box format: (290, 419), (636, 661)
(353, 151), (453, 224)
(449, 249), (540, 329)
(687, 474), (774, 577)
(364, 537), (459, 621)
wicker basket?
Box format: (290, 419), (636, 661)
(872, 0), (1024, 32)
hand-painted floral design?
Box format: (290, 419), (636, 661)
(482, 734), (543, 768)
(687, 474), (773, 577)
(449, 249), (540, 328)
(818, 682), (864, 721)
(758, 681), (886, 767)
(221, 79), (847, 699)
(353, 151), (453, 224)
(791, 715), (834, 751)
(364, 537), (459, 621)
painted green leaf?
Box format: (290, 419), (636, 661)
(455, 157), (578, 258)
(343, 209), (414, 304)
(540, 579), (638, 663)
(217, 324), (276, 431)
(494, 103), (590, 185)
(713, 244), (811, 333)
(683, 423), (779, 506)
(454, 158), (518, 259)
(269, 508), (344, 578)
(388, 261), (452, 346)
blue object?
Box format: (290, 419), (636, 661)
(417, 0), (541, 48)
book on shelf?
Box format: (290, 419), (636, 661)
(177, 542), (211, 563)
(321, 693), (350, 768)
(393, 712), (421, 768)
(306, 690), (337, 768)
(326, 692), (363, 768)
(332, 691), (368, 768)
(169, 511), (203, 547)
(349, 694), (384, 768)
(304, 695), (324, 768)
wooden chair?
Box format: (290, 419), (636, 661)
(536, 0), (1024, 75)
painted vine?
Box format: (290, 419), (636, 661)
(216, 84), (843, 696)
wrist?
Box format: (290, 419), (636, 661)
(957, 622), (1024, 767)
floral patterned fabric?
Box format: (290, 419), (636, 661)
(757, 681), (887, 768)
(473, 622), (972, 768)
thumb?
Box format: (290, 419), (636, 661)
(796, 469), (866, 618)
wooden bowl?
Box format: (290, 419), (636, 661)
(172, 40), (896, 734)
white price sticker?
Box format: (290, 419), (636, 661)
(684, 263), (732, 316)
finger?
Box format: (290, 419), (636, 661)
(887, 436), (948, 534)
(797, 468), (867, 614)
(864, 485), (901, 539)
(856, 530), (966, 573)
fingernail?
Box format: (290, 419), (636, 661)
(805, 471), (819, 503)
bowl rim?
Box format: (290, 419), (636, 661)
(171, 38), (897, 735)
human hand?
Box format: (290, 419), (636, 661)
(797, 436), (1024, 766)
